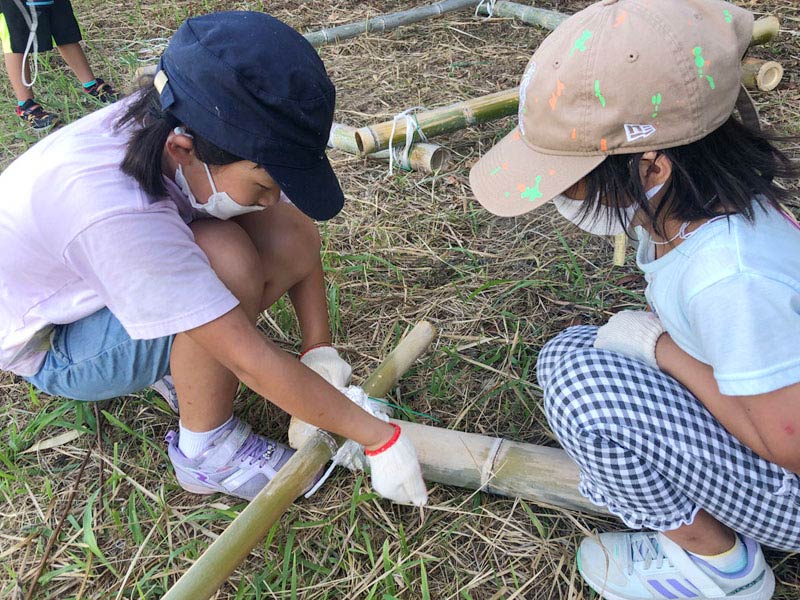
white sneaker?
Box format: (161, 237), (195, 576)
(166, 416), (294, 501)
(151, 375), (179, 414)
(577, 531), (774, 600)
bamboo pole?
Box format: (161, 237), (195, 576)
(355, 88), (519, 155)
(329, 123), (451, 173)
(741, 58), (784, 92)
(750, 15), (780, 47)
(476, 1), (567, 30)
(612, 233), (627, 266)
(163, 322), (437, 600)
(396, 420), (604, 515)
(303, 0), (480, 47)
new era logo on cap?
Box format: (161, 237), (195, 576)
(624, 124), (657, 142)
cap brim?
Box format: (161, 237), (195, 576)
(470, 127), (605, 217)
(264, 155), (344, 221)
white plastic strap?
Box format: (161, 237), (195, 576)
(13, 0), (39, 87)
(387, 107), (427, 175)
(475, 0), (497, 18)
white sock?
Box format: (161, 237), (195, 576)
(178, 416), (233, 459)
(690, 534), (748, 574)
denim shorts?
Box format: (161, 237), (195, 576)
(25, 308), (173, 402)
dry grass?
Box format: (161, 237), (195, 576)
(0, 1), (798, 598)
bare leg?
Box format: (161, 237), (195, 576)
(171, 207), (324, 433)
(55, 42), (94, 83)
(663, 509), (737, 555)
(3, 53), (33, 101)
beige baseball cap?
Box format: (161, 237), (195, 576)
(470, 0), (754, 217)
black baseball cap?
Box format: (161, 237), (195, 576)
(156, 11), (344, 220)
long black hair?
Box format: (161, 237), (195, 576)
(573, 116), (798, 239)
(116, 76), (243, 197)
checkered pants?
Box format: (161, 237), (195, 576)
(537, 326), (800, 552)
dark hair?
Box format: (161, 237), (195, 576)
(574, 116), (799, 238)
(116, 77), (243, 197)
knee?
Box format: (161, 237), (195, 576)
(265, 209), (321, 279)
(536, 325), (598, 389)
(191, 220), (264, 315)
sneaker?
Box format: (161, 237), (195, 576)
(83, 78), (118, 103)
(16, 99), (59, 130)
(577, 531), (774, 600)
(165, 416), (294, 501)
(151, 375), (179, 414)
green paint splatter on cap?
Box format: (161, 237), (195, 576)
(520, 176), (543, 202)
(504, 191), (510, 198)
(723, 9), (732, 23)
(490, 166), (502, 176)
(569, 31), (593, 57)
(693, 47), (716, 90)
(594, 80), (606, 107)
(651, 93), (662, 118)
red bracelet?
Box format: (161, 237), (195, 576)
(364, 424), (402, 456)
(299, 343), (332, 360)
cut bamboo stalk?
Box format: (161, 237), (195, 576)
(476, 0), (567, 30)
(163, 321), (437, 600)
(396, 420), (603, 515)
(741, 58), (784, 92)
(612, 233), (627, 266)
(329, 123), (451, 173)
(304, 0), (480, 47)
(355, 88), (519, 155)
(750, 15), (780, 47)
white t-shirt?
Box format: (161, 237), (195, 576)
(0, 99), (239, 376)
(636, 204), (800, 396)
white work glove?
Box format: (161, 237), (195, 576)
(300, 345), (352, 388)
(290, 346), (355, 451)
(366, 424), (428, 506)
(593, 310), (665, 368)
(289, 385), (392, 472)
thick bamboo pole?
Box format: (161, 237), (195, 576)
(304, 0), (480, 47)
(397, 420), (604, 515)
(741, 58), (784, 92)
(612, 233), (627, 266)
(163, 322), (437, 600)
(329, 123), (451, 173)
(355, 88), (519, 155)
(476, 1), (567, 30)
(750, 16), (780, 47)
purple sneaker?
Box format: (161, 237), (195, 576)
(166, 417), (294, 501)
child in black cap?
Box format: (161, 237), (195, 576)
(0, 0), (117, 129)
(0, 11), (427, 506)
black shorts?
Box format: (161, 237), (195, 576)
(0, 0), (81, 54)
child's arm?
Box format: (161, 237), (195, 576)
(656, 333), (800, 474)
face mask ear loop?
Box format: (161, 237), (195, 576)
(202, 162), (219, 195)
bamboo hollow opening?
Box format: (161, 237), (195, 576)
(741, 58), (784, 92)
(162, 322), (437, 600)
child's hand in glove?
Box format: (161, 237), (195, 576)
(593, 310), (665, 368)
(300, 344), (352, 388)
(366, 424), (428, 506)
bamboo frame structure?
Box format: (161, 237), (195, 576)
(476, 1), (567, 30)
(163, 322), (437, 600)
(741, 58), (784, 92)
(303, 0), (480, 47)
(355, 88), (519, 155)
(397, 420), (603, 514)
(329, 123), (451, 173)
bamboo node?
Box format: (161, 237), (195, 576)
(481, 437), (504, 489)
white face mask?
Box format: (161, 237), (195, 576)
(172, 128), (266, 220)
(551, 182), (665, 236)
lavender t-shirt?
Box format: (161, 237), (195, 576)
(0, 99), (239, 376)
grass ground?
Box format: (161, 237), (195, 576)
(1, 1), (798, 598)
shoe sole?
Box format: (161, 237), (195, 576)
(577, 549), (776, 600)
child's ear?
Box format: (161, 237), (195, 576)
(164, 129), (195, 166)
(640, 151), (672, 187)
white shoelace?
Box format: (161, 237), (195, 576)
(625, 533), (670, 575)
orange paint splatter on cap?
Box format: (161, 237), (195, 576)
(548, 169), (556, 176)
(600, 138), (608, 151)
(549, 79), (565, 111)
(512, 130), (521, 141)
(517, 184), (526, 193)
(570, 128), (577, 140)
(502, 163), (509, 170)
(613, 11), (628, 27)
